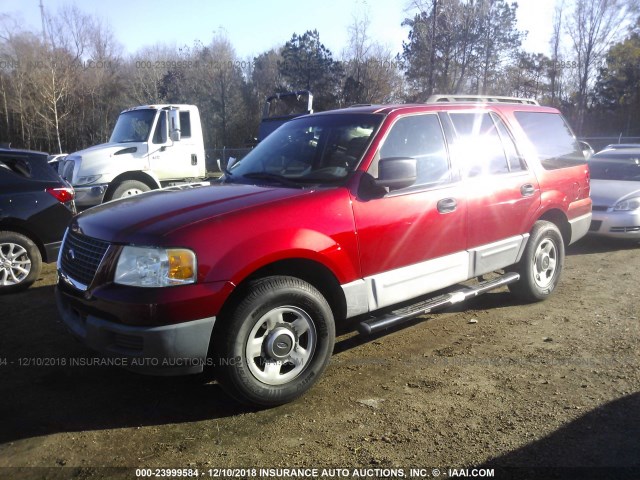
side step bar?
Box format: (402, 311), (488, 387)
(358, 272), (520, 335)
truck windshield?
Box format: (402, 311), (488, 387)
(228, 113), (382, 187)
(110, 109), (157, 143)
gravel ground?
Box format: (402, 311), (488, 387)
(0, 236), (638, 480)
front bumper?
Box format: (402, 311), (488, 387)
(56, 285), (218, 375)
(74, 183), (108, 207)
(589, 209), (640, 239)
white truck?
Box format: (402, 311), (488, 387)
(59, 105), (207, 207)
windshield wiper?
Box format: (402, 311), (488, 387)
(241, 172), (302, 188)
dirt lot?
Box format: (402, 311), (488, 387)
(0, 236), (638, 480)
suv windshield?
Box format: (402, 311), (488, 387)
(110, 109), (157, 143)
(227, 113), (382, 187)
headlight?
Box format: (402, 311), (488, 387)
(76, 175), (102, 185)
(614, 197), (640, 211)
(114, 246), (197, 287)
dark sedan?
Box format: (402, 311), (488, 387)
(0, 148), (76, 292)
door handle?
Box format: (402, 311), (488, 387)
(520, 184), (535, 197)
(437, 197), (457, 214)
(191, 154), (198, 166)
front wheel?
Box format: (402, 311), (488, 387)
(508, 220), (564, 302)
(107, 180), (150, 201)
(213, 276), (335, 407)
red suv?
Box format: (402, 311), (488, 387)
(56, 96), (591, 406)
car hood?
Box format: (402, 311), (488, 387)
(590, 179), (640, 207)
(72, 183), (312, 244)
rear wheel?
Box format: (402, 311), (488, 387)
(213, 276), (335, 407)
(107, 180), (150, 201)
(508, 221), (564, 302)
(0, 231), (42, 293)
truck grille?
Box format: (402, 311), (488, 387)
(60, 230), (110, 287)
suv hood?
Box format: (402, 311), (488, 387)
(73, 183), (312, 244)
(590, 179), (640, 207)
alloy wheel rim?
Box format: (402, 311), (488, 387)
(0, 242), (32, 286)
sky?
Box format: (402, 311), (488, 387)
(2, 0), (558, 59)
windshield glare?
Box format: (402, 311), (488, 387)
(590, 156), (640, 181)
(228, 113), (382, 186)
(110, 109), (157, 143)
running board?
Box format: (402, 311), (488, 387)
(358, 272), (520, 335)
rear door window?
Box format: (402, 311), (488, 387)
(449, 112), (511, 176)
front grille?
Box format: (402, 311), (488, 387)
(610, 226), (640, 233)
(592, 205), (608, 212)
(60, 230), (110, 287)
(589, 220), (602, 232)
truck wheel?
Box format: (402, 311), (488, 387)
(0, 231), (42, 293)
(214, 276), (335, 407)
(107, 180), (150, 201)
(508, 221), (564, 302)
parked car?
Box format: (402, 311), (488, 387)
(588, 148), (640, 238)
(0, 148), (76, 292)
(601, 143), (640, 151)
(56, 96), (591, 406)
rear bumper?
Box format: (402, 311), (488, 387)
(569, 212), (592, 244)
(43, 240), (62, 263)
(56, 286), (216, 375)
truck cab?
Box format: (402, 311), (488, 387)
(59, 105), (206, 207)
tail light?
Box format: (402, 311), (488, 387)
(46, 187), (75, 203)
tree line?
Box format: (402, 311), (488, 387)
(0, 0), (639, 156)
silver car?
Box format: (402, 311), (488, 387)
(589, 148), (640, 238)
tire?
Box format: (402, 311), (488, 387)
(213, 276), (335, 407)
(508, 220), (564, 302)
(0, 231), (42, 293)
(107, 180), (150, 201)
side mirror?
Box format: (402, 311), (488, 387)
(169, 109), (181, 142)
(579, 140), (594, 160)
(375, 157), (417, 190)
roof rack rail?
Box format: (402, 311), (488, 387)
(426, 94), (539, 106)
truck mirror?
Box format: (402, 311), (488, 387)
(169, 109), (181, 142)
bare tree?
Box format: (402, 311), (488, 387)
(549, 1), (566, 106)
(342, 12), (404, 104)
(566, 0), (639, 133)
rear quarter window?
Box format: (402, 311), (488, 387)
(0, 156), (32, 178)
(0, 153), (60, 183)
(514, 112), (585, 170)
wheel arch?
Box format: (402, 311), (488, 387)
(104, 171), (161, 200)
(0, 220), (46, 260)
(537, 208), (571, 247)
(217, 257), (347, 326)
